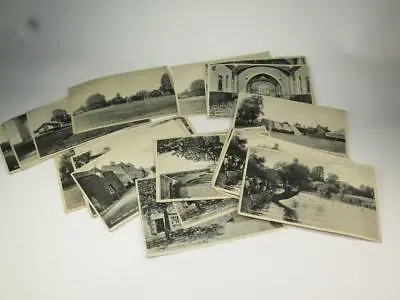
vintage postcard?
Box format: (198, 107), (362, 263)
(212, 127), (269, 198)
(54, 149), (86, 213)
(170, 51), (271, 116)
(239, 146), (381, 242)
(71, 118), (192, 231)
(173, 198), (238, 228)
(233, 93), (348, 155)
(0, 124), (20, 174)
(155, 133), (233, 202)
(69, 66), (178, 134)
(206, 63), (313, 118)
(214, 56), (307, 66)
(27, 97), (151, 158)
(2, 114), (40, 169)
(137, 178), (282, 258)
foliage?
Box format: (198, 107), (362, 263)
(189, 79), (205, 96)
(86, 94), (108, 110)
(157, 136), (223, 162)
(150, 89), (163, 97)
(234, 95), (264, 127)
(50, 109), (71, 124)
(135, 90), (151, 100)
(326, 173), (339, 184)
(310, 166), (324, 182)
(159, 73), (175, 95)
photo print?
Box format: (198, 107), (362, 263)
(137, 178), (282, 258)
(155, 134), (232, 202)
(70, 66), (178, 133)
(0, 124), (20, 173)
(233, 93), (348, 155)
(71, 117), (192, 230)
(239, 146), (381, 242)
(206, 61), (312, 118)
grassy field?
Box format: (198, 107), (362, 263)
(74, 95), (177, 132)
(178, 96), (206, 115)
(271, 132), (346, 154)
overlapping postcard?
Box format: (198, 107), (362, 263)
(137, 177), (282, 258)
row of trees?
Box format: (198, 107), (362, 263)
(157, 136), (224, 162)
(74, 73), (175, 114)
(244, 153), (375, 204)
(178, 79), (205, 99)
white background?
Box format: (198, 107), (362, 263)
(0, 1), (400, 299)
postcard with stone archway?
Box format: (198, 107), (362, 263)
(169, 50), (272, 117)
(233, 93), (349, 156)
(239, 146), (381, 242)
(155, 133), (234, 202)
(2, 113), (40, 169)
(70, 117), (192, 231)
(69, 66), (179, 134)
(0, 124), (21, 174)
(137, 178), (282, 258)
(206, 61), (312, 118)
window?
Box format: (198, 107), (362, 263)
(108, 184), (116, 195)
(218, 75), (223, 91)
(226, 75), (229, 89)
(299, 76), (303, 94)
(155, 218), (165, 233)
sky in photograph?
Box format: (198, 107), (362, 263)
(0, 126), (8, 144)
(2, 115), (32, 144)
(76, 119), (189, 172)
(27, 98), (71, 132)
(157, 135), (225, 173)
(253, 148), (375, 188)
(69, 66), (170, 111)
(170, 62), (205, 95)
(261, 96), (346, 131)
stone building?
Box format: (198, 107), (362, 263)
(209, 64), (312, 102)
(142, 205), (181, 240)
(101, 162), (148, 187)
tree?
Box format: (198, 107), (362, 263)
(234, 95), (264, 127)
(135, 90), (150, 100)
(157, 136), (223, 162)
(189, 79), (205, 96)
(86, 94), (108, 110)
(359, 184), (375, 198)
(150, 89), (163, 97)
(51, 109), (71, 124)
(310, 166), (324, 182)
(109, 93), (126, 105)
(159, 73), (174, 95)
(326, 173), (339, 185)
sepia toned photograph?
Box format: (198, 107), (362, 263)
(212, 127), (269, 198)
(170, 51), (272, 116)
(27, 98), (151, 158)
(54, 149), (86, 213)
(233, 93), (348, 155)
(71, 118), (191, 230)
(155, 134), (232, 202)
(239, 147), (381, 242)
(207, 63), (313, 118)
(0, 125), (20, 173)
(2, 114), (40, 168)
(70, 66), (178, 133)
(137, 178), (282, 258)
(215, 56), (307, 66)
(173, 198), (238, 228)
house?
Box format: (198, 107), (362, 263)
(143, 205), (181, 240)
(101, 162), (148, 187)
(73, 168), (127, 212)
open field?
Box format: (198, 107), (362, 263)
(177, 96), (206, 115)
(73, 95), (177, 132)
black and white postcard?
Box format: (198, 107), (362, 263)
(239, 146), (381, 242)
(233, 93), (348, 155)
(212, 127), (268, 198)
(206, 63), (313, 118)
(69, 66), (179, 134)
(71, 118), (192, 230)
(173, 198), (238, 228)
(0, 125), (20, 173)
(137, 178), (282, 258)
(155, 134), (232, 202)
(170, 51), (271, 116)
(2, 114), (40, 168)
(27, 98), (150, 158)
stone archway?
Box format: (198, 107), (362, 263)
(245, 74), (283, 97)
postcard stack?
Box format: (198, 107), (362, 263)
(0, 51), (382, 258)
